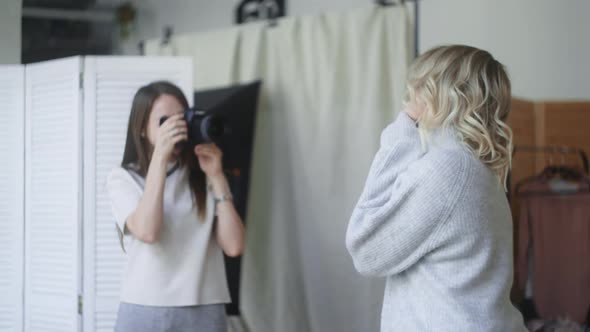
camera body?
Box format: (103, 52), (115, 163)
(159, 108), (225, 148)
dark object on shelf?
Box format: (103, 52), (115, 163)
(236, 0), (286, 25)
(116, 2), (136, 39)
(21, 0), (115, 63)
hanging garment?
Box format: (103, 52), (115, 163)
(516, 178), (590, 324)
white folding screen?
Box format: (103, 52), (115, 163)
(0, 66), (25, 332)
(18, 55), (192, 332)
(82, 56), (193, 332)
(24, 57), (83, 332)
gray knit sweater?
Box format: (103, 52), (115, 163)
(346, 113), (527, 332)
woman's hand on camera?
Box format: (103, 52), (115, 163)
(152, 113), (187, 163)
(194, 143), (223, 179)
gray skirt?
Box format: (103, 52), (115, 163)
(114, 302), (227, 332)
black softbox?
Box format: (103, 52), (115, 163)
(194, 80), (261, 315)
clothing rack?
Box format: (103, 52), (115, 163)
(513, 145), (589, 174)
(507, 145), (589, 202)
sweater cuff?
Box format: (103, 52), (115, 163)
(381, 112), (419, 145)
(396, 112), (418, 134)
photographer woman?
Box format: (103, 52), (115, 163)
(346, 45), (527, 331)
(106, 81), (245, 332)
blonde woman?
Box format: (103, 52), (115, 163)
(346, 45), (527, 331)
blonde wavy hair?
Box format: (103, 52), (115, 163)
(406, 45), (513, 188)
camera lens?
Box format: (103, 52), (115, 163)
(201, 115), (224, 142)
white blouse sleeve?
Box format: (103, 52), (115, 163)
(106, 167), (142, 251)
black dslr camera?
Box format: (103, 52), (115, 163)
(159, 108), (225, 147)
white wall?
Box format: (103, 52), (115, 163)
(121, 0), (589, 100)
(420, 0), (590, 100)
(0, 0), (22, 64)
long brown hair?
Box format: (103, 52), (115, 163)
(121, 81), (207, 219)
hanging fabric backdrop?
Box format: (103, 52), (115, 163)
(146, 6), (412, 332)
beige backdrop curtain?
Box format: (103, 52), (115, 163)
(146, 6), (412, 332)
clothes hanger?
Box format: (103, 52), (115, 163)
(515, 146), (590, 196)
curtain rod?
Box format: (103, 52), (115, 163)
(138, 1), (420, 57)
(376, 0), (418, 5)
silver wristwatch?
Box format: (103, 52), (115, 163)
(213, 193), (233, 204)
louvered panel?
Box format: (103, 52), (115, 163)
(0, 66), (25, 332)
(94, 311), (117, 332)
(29, 300), (74, 331)
(83, 56), (193, 332)
(25, 57), (81, 332)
